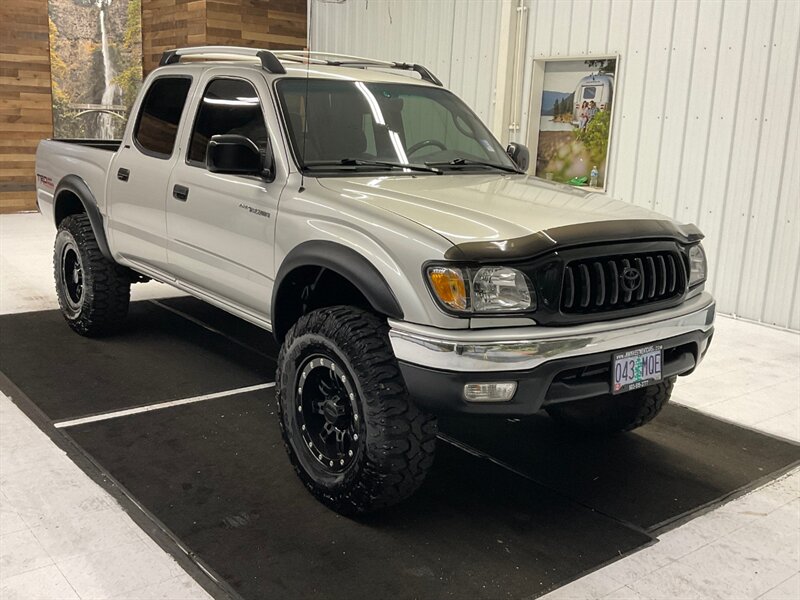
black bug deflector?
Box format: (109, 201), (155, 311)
(444, 219), (704, 262)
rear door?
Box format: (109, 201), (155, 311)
(166, 71), (286, 318)
(107, 75), (194, 271)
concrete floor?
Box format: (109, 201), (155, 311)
(1, 212), (798, 600)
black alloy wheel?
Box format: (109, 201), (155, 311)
(60, 242), (84, 316)
(295, 354), (362, 472)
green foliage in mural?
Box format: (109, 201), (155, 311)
(551, 93), (575, 121)
(113, 0), (143, 109)
(584, 58), (616, 74)
(575, 109), (611, 167)
(50, 17), (89, 138)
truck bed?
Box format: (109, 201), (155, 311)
(35, 138), (121, 221)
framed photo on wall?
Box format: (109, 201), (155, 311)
(528, 56), (618, 191)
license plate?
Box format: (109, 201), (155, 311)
(612, 345), (663, 394)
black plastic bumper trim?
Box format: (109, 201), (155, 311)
(399, 328), (713, 416)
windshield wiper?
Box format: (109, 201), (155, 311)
(305, 158), (442, 175)
(425, 157), (522, 174)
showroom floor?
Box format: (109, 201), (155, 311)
(1, 212), (798, 600)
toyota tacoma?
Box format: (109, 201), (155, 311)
(35, 47), (715, 514)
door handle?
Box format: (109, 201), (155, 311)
(173, 185), (189, 201)
(117, 168), (130, 182)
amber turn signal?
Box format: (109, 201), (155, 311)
(427, 266), (468, 311)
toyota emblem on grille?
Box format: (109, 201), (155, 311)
(620, 267), (642, 292)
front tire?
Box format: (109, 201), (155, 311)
(276, 306), (437, 515)
(545, 378), (675, 433)
(54, 214), (131, 336)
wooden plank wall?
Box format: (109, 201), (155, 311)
(142, 0), (207, 75)
(1, 0), (307, 213)
(205, 0), (306, 49)
(143, 0), (307, 74)
(0, 0), (53, 213)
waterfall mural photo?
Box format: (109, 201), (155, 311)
(48, 0), (142, 139)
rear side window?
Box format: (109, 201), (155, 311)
(188, 78), (268, 165)
(134, 77), (192, 158)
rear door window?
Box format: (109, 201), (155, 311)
(134, 77), (192, 158)
(187, 78), (268, 166)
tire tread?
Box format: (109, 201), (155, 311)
(276, 306), (437, 514)
(54, 214), (130, 336)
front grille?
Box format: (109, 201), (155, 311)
(561, 251), (685, 314)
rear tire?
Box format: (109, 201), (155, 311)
(545, 378), (675, 433)
(54, 214), (130, 336)
(276, 306), (437, 515)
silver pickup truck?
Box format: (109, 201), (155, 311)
(35, 47), (715, 514)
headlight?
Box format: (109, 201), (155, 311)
(426, 265), (535, 313)
(688, 244), (707, 287)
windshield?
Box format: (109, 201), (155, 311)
(276, 79), (517, 174)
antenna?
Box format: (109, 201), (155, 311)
(299, 1), (312, 193)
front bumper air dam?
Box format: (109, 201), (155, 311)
(389, 292), (715, 416)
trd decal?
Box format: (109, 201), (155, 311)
(36, 174), (55, 189)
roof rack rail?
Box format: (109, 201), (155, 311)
(159, 46), (286, 74)
(272, 50), (443, 86)
(158, 47), (442, 86)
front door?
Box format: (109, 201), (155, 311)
(166, 74), (283, 319)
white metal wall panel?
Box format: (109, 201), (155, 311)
(311, 0), (800, 329)
(650, 0), (697, 220)
(736, 0), (798, 325)
(674, 0), (724, 229)
(310, 0), (500, 124)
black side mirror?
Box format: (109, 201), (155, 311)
(506, 143), (530, 172)
(207, 134), (272, 178)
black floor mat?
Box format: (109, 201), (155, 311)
(440, 410), (800, 531)
(1, 299), (798, 599)
(0, 302), (273, 420)
(65, 391), (651, 600)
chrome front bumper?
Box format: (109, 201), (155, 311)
(389, 292), (715, 373)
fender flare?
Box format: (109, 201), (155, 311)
(53, 175), (113, 260)
(272, 241), (404, 334)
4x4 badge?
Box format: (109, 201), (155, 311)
(620, 267), (642, 292)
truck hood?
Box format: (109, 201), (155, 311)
(318, 174), (672, 247)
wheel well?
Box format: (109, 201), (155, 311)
(273, 266), (373, 342)
(54, 191), (85, 225)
